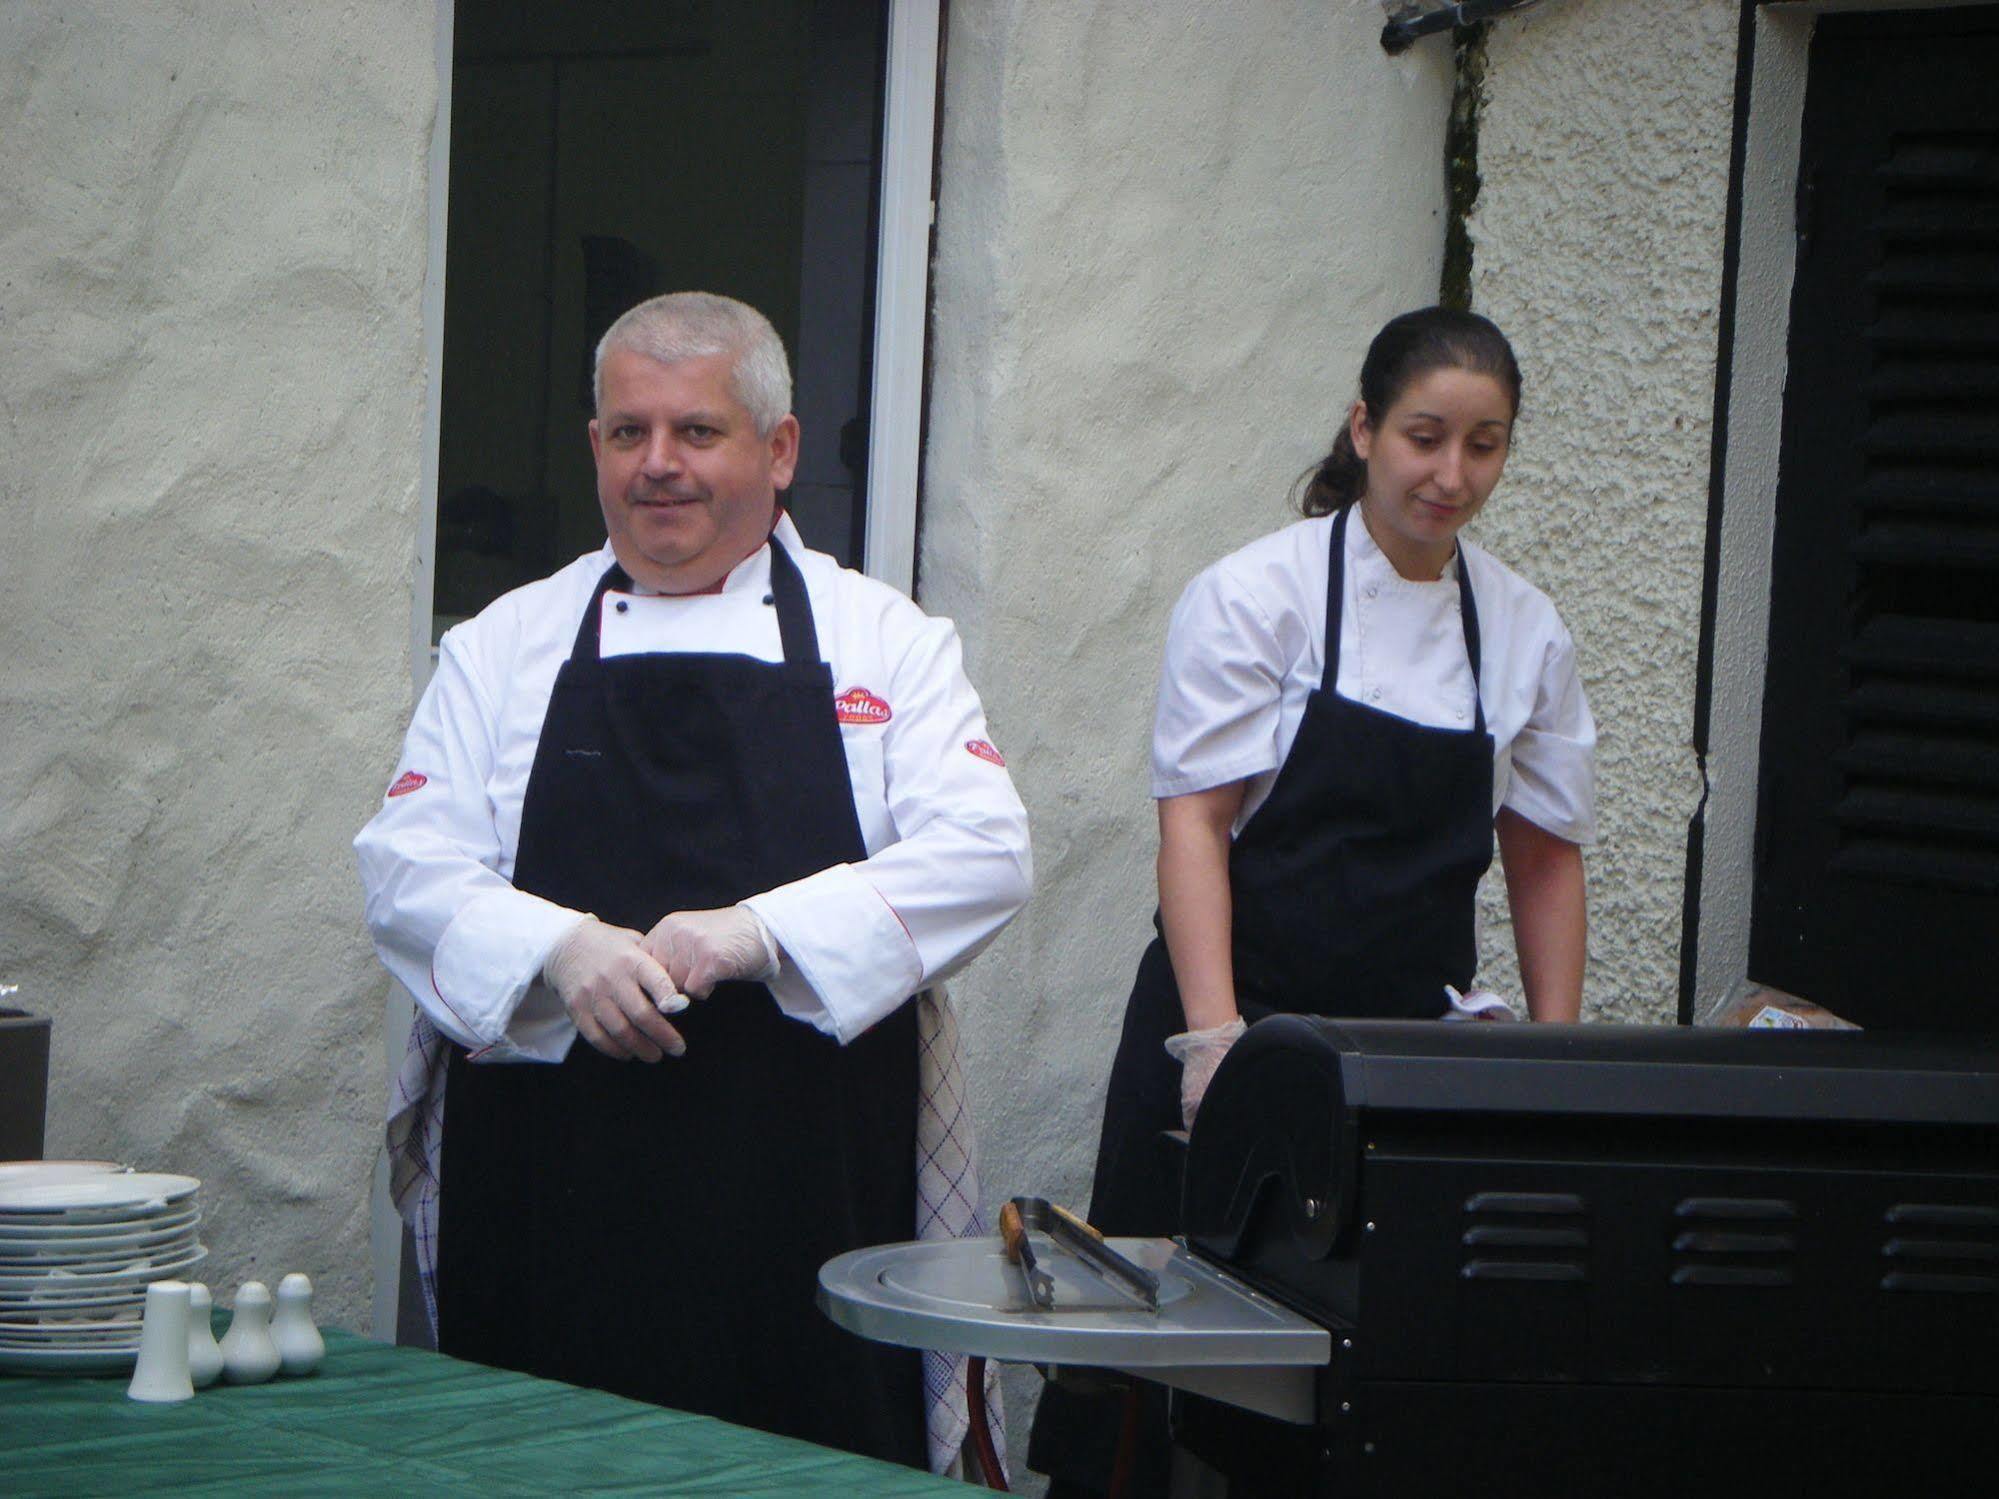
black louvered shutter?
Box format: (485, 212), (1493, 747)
(1750, 6), (1999, 1032)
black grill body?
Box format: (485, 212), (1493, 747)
(1181, 1018), (1999, 1494)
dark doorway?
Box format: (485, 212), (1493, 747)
(432, 0), (887, 632)
(1749, 6), (1999, 1031)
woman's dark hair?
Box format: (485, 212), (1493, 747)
(1298, 307), (1522, 516)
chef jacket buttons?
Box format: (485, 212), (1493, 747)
(1366, 585), (1379, 599)
(762, 593), (775, 606)
(1370, 687), (1382, 702)
(615, 600), (629, 614)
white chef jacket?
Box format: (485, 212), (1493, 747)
(1151, 511), (1596, 844)
(355, 515), (1033, 1058)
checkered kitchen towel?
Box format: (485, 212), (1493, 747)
(913, 986), (1007, 1479)
(385, 1011), (449, 1335)
(386, 985), (1003, 1480)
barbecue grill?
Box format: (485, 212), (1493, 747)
(823, 1018), (1999, 1493)
(1180, 1016), (1999, 1492)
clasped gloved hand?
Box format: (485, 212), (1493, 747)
(543, 917), (689, 1062)
(641, 905), (781, 1001)
(1163, 1016), (1248, 1131)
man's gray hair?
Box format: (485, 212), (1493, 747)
(592, 292), (793, 436)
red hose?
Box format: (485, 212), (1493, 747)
(965, 1355), (1009, 1490)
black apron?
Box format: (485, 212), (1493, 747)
(1030, 505), (1495, 1494)
(436, 540), (924, 1468)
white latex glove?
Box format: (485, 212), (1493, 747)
(543, 917), (689, 1062)
(641, 905), (781, 1001)
(1163, 1017), (1248, 1130)
(1442, 984), (1517, 1022)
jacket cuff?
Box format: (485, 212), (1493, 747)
(433, 890), (589, 1048)
(468, 981), (580, 1064)
(744, 866), (923, 1044)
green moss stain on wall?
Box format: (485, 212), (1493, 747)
(1441, 22), (1490, 312)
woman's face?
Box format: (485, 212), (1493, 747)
(1352, 366), (1515, 580)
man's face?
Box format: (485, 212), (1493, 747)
(588, 348), (799, 593)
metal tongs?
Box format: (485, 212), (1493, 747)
(999, 1196), (1161, 1312)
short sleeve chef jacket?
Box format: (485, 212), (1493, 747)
(355, 516), (1033, 1061)
(1151, 512), (1596, 843)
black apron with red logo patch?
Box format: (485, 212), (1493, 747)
(1030, 505), (1494, 1492)
(436, 540), (922, 1467)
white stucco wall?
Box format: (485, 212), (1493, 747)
(922, 0), (1453, 1455)
(1468, 0), (1740, 1022)
(0, 1), (438, 1330)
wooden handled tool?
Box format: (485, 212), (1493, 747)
(999, 1199), (1056, 1309)
(1049, 1202), (1104, 1242)
(1011, 1196), (1162, 1311)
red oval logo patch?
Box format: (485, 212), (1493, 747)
(965, 740), (1006, 768)
(835, 687), (892, 725)
(387, 771), (429, 798)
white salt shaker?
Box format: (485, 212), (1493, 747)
(185, 1281), (224, 1388)
(272, 1272), (325, 1376)
(128, 1279), (195, 1404)
(219, 1280), (281, 1384)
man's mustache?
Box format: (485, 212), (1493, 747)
(628, 481), (705, 504)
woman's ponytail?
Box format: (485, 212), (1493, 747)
(1298, 425), (1367, 516)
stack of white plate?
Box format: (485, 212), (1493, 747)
(0, 1161), (206, 1375)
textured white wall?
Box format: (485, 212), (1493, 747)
(921, 0), (1452, 1458)
(0, 1), (437, 1329)
(1468, 0), (1739, 1022)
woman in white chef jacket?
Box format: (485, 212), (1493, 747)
(1030, 306), (1595, 1496)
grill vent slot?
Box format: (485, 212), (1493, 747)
(1670, 1198), (1799, 1288)
(1880, 1203), (1999, 1293)
(1460, 1192), (1588, 1283)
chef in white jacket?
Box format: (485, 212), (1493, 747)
(355, 292), (1031, 1471)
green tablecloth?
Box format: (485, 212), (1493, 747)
(0, 1328), (961, 1496)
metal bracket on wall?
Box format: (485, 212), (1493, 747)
(1379, 0), (1554, 56)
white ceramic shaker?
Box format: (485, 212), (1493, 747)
(272, 1272), (325, 1377)
(128, 1279), (196, 1404)
(185, 1281), (224, 1388)
(219, 1280), (282, 1384)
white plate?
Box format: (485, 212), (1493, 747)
(0, 1226), (199, 1265)
(0, 1343), (142, 1359)
(0, 1258), (198, 1290)
(0, 1162), (127, 1189)
(0, 1173), (200, 1218)
(0, 1245), (198, 1279)
(0, 1244), (207, 1296)
(0, 1342), (139, 1375)
(0, 1313), (144, 1333)
(0, 1326), (143, 1346)
(1, 1278), (151, 1301)
(0, 1206), (199, 1245)
(0, 1327), (144, 1351)
(0, 1202), (193, 1229)
(0, 1290), (146, 1317)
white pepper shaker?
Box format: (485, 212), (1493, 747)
(185, 1281), (224, 1388)
(272, 1272), (325, 1377)
(219, 1280), (281, 1384)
